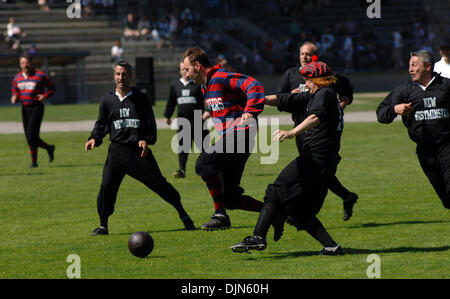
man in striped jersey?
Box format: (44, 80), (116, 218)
(10, 54), (55, 168)
(183, 47), (265, 231)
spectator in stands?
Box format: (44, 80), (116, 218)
(343, 16), (357, 35)
(180, 8), (194, 37)
(158, 16), (171, 41)
(151, 27), (164, 49)
(391, 28), (405, 70)
(82, 0), (95, 16)
(28, 43), (37, 54)
(102, 0), (115, 11)
(6, 17), (25, 51)
(168, 13), (178, 42)
(138, 14), (152, 38)
(38, 0), (50, 11)
(233, 50), (248, 72)
(341, 32), (354, 73)
(123, 12), (139, 38)
(434, 37), (450, 78)
(111, 40), (123, 65)
(320, 28), (335, 59)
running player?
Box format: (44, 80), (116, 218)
(11, 54), (55, 168)
(276, 41), (358, 221)
(377, 50), (450, 211)
(182, 47), (265, 231)
(231, 61), (345, 255)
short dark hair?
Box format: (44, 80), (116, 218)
(410, 50), (435, 69)
(113, 60), (133, 74)
(183, 47), (212, 68)
(19, 54), (32, 62)
(439, 37), (450, 50)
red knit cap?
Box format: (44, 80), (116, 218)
(300, 61), (332, 78)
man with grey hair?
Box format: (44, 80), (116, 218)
(377, 50), (450, 211)
(86, 60), (195, 236)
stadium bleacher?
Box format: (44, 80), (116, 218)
(0, 0), (449, 105)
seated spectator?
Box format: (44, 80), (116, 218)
(28, 43), (37, 54)
(6, 17), (25, 51)
(82, 0), (95, 16)
(138, 14), (152, 37)
(38, 0), (50, 11)
(111, 40), (123, 64)
(151, 27), (163, 49)
(123, 12), (139, 38)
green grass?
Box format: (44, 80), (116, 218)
(0, 122), (449, 279)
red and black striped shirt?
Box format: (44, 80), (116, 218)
(11, 69), (55, 106)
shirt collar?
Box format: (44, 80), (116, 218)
(179, 77), (191, 86)
(413, 75), (436, 91)
(115, 89), (132, 102)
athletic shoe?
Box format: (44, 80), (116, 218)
(181, 215), (196, 230)
(231, 235), (267, 253)
(29, 162), (38, 168)
(319, 245), (345, 256)
(272, 210), (287, 242)
(91, 226), (109, 236)
(173, 170), (185, 178)
(343, 192), (358, 221)
(47, 145), (55, 162)
(201, 214), (231, 231)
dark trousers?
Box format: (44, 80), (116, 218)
(195, 128), (255, 209)
(253, 154), (338, 247)
(296, 133), (350, 199)
(22, 103), (44, 147)
(97, 142), (182, 221)
(417, 143), (450, 209)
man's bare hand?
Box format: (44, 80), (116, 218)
(85, 139), (96, 152)
(138, 140), (148, 158)
(240, 112), (253, 125)
(394, 103), (413, 116)
(273, 129), (294, 142)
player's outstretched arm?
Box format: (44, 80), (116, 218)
(273, 114), (320, 141)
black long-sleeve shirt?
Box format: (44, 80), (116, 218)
(89, 87), (157, 147)
(376, 74), (450, 147)
(278, 87), (343, 169)
(277, 66), (353, 125)
(164, 78), (204, 120)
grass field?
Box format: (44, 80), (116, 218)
(0, 92), (384, 122)
(0, 116), (449, 279)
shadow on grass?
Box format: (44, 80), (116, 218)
(255, 245), (450, 260)
(346, 219), (450, 229)
(51, 163), (104, 168)
(0, 171), (44, 176)
(115, 225), (255, 235)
